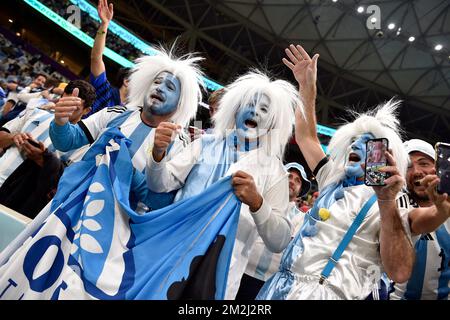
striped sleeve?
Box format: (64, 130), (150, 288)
(81, 106), (128, 141)
(88, 72), (114, 115)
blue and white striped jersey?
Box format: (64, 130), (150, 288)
(391, 193), (450, 300)
(79, 106), (190, 172)
(0, 107), (84, 187)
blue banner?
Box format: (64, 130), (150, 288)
(0, 128), (241, 300)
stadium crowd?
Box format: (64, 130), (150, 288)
(0, 0), (448, 301)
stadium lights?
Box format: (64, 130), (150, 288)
(434, 44), (443, 51)
(357, 6), (364, 13)
(408, 36), (415, 42)
(23, 0), (338, 140)
(332, 0), (338, 3)
(388, 23), (395, 30)
(370, 17), (377, 23)
(60, 60), (65, 64)
(8, 19), (13, 23)
(16, 32), (21, 37)
(68, 0), (221, 91)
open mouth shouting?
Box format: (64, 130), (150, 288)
(413, 178), (424, 187)
(244, 119), (258, 129)
(348, 152), (361, 164)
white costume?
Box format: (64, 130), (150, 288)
(282, 160), (410, 299)
(147, 71), (301, 299)
(245, 202), (304, 281)
(258, 100), (412, 300)
(49, 47), (204, 173)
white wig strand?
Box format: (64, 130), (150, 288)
(212, 70), (302, 158)
(126, 46), (205, 127)
(324, 98), (409, 187)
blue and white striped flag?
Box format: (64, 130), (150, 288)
(0, 128), (241, 300)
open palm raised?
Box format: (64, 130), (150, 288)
(282, 44), (319, 104)
(98, 0), (114, 25)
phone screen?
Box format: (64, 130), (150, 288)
(364, 138), (389, 186)
(436, 142), (450, 194)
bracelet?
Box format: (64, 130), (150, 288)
(97, 30), (106, 36)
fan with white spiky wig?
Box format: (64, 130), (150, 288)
(126, 44), (205, 128)
(322, 99), (408, 188)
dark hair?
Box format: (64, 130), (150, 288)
(34, 73), (48, 80)
(64, 80), (96, 109)
(208, 88), (226, 105)
(116, 67), (130, 87)
(45, 77), (60, 89)
(6, 99), (16, 105)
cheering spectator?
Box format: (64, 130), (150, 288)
(87, 0), (129, 117)
(0, 80), (96, 218)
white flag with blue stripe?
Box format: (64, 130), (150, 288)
(0, 128), (241, 300)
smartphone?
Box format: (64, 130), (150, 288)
(364, 138), (389, 186)
(435, 142), (450, 194)
(27, 139), (41, 148)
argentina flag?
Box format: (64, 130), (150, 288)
(0, 128), (241, 300)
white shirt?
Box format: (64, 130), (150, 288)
(146, 135), (292, 299)
(245, 202), (305, 281)
(81, 107), (190, 172)
(284, 160), (412, 300)
(391, 194), (450, 300)
(1, 108), (53, 187)
(0, 107), (89, 187)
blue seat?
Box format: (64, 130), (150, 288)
(0, 205), (31, 253)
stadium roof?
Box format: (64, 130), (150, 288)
(109, 0), (450, 142)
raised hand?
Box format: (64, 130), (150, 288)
(98, 0), (113, 26)
(152, 122), (181, 162)
(54, 88), (81, 126)
(282, 44), (319, 105)
(232, 170), (263, 212)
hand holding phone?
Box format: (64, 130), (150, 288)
(364, 138), (389, 186)
(26, 138), (41, 148)
(435, 142), (450, 194)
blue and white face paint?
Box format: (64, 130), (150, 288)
(344, 133), (375, 179)
(235, 94), (271, 140)
(143, 71), (181, 117)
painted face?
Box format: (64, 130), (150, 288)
(344, 133), (375, 178)
(235, 94), (271, 139)
(406, 151), (436, 200)
(143, 71), (181, 116)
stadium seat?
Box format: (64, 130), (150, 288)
(0, 204), (31, 253)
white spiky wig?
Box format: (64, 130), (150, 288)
(212, 70), (302, 158)
(126, 46), (204, 127)
(324, 99), (408, 187)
